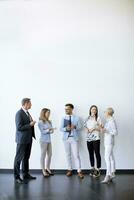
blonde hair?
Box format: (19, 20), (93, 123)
(107, 107), (114, 116)
(39, 108), (51, 123)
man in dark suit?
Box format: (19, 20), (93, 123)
(14, 98), (36, 184)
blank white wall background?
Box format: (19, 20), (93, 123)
(0, 0), (134, 169)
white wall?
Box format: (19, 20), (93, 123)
(0, 0), (134, 169)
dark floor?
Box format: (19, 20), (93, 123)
(0, 173), (134, 200)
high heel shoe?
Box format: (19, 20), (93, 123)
(42, 170), (50, 177)
(46, 169), (54, 176)
(101, 175), (111, 184)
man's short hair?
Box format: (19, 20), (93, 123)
(65, 103), (74, 109)
(21, 98), (31, 106)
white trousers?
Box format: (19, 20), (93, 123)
(104, 144), (116, 176)
(64, 137), (81, 172)
(40, 142), (52, 170)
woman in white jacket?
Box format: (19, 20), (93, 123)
(101, 107), (118, 184)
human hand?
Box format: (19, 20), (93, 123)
(30, 121), (36, 126)
(70, 124), (76, 130)
(66, 125), (71, 131)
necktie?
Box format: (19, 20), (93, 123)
(26, 111), (33, 122)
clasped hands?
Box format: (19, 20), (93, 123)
(66, 124), (76, 131)
(86, 124), (104, 133)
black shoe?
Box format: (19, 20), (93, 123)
(24, 180), (29, 184)
(23, 174), (36, 180)
(15, 178), (25, 184)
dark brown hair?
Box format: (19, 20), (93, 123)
(89, 105), (98, 121)
(65, 103), (74, 109)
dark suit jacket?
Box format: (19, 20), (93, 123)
(15, 109), (36, 144)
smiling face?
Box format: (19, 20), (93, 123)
(65, 106), (73, 115)
(45, 110), (50, 119)
(23, 101), (32, 110)
(104, 110), (109, 118)
(105, 107), (114, 118)
(90, 106), (97, 116)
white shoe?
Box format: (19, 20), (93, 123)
(101, 175), (111, 184)
(111, 172), (116, 179)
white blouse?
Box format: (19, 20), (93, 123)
(104, 117), (118, 145)
(84, 116), (102, 142)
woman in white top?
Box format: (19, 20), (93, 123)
(101, 107), (118, 184)
(84, 105), (102, 178)
(38, 108), (55, 177)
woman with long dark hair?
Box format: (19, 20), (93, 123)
(84, 105), (102, 178)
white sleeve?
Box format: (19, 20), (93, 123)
(75, 117), (83, 131)
(109, 120), (118, 136)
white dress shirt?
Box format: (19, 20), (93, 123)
(22, 107), (28, 115)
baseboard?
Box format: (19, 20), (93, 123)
(0, 169), (134, 174)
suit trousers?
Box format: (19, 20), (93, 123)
(14, 142), (32, 179)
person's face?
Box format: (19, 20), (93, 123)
(104, 110), (109, 118)
(65, 106), (73, 115)
(91, 107), (97, 116)
(24, 101), (32, 110)
(45, 111), (50, 119)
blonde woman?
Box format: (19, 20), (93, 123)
(101, 107), (118, 184)
(38, 108), (55, 177)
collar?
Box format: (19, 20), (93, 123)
(22, 107), (28, 114)
(106, 117), (113, 121)
(66, 114), (73, 117)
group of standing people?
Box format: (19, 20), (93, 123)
(14, 98), (118, 185)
